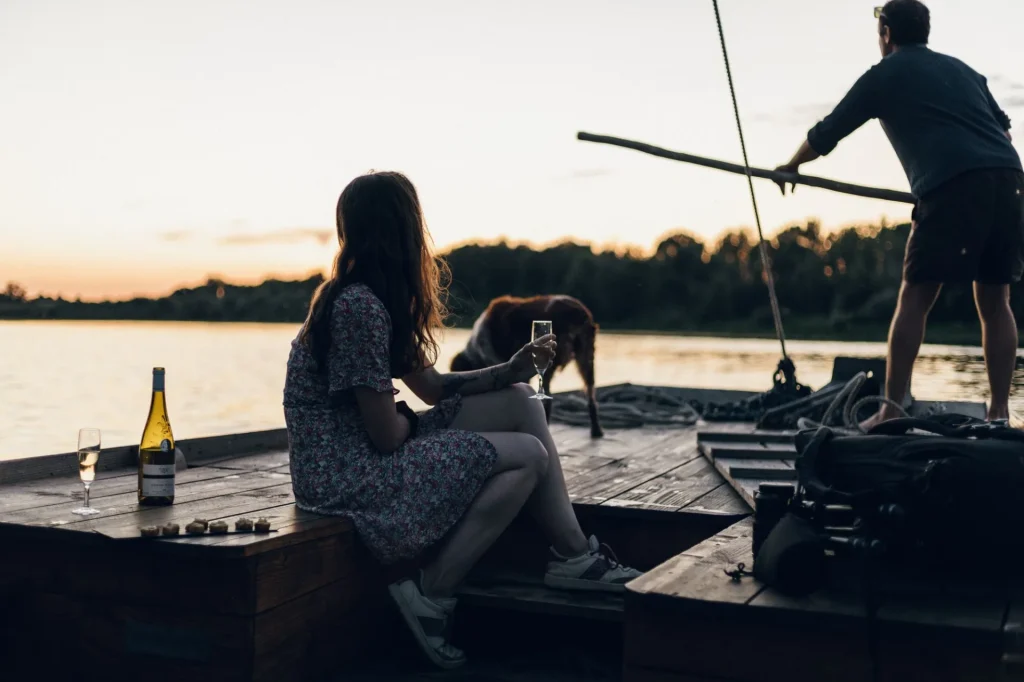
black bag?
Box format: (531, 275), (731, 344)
(793, 417), (1024, 574)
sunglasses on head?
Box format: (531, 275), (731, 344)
(874, 6), (885, 19)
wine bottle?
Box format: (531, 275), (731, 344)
(138, 367), (175, 505)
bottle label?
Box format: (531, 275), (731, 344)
(142, 477), (174, 497)
(142, 464), (175, 477)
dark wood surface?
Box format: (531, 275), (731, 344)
(625, 518), (1021, 682)
(0, 422), (747, 544)
(0, 422), (751, 681)
(696, 426), (799, 508)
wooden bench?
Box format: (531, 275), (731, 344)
(0, 432), (393, 682)
(624, 518), (1024, 682)
(0, 420), (750, 681)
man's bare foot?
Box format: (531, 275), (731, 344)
(859, 408), (901, 433)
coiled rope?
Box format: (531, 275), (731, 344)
(550, 384), (700, 429)
(795, 371), (927, 433)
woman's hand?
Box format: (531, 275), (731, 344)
(510, 333), (557, 382)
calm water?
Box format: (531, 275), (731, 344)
(2, 320), (1021, 461)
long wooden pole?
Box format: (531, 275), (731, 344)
(577, 131), (916, 205)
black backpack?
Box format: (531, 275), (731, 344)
(792, 417), (1024, 574)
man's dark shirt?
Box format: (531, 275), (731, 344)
(807, 44), (1021, 198)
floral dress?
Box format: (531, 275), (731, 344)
(282, 283), (498, 564)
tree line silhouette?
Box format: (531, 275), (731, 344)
(1, 220), (1015, 343)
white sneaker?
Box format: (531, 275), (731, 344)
(543, 535), (643, 593)
(387, 575), (466, 669)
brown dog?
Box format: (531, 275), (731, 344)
(450, 294), (603, 438)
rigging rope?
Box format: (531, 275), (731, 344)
(711, 0), (789, 361)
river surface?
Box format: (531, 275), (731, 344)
(2, 320), (1019, 460)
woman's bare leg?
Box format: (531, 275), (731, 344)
(419, 431), (547, 597)
(449, 383), (589, 557)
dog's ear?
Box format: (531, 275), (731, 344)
(450, 352), (472, 372)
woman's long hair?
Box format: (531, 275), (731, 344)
(299, 171), (449, 376)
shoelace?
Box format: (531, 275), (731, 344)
(597, 542), (623, 569)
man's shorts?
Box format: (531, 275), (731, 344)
(904, 167), (1024, 285)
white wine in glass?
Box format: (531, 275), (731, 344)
(72, 428), (102, 516)
(531, 320), (553, 401)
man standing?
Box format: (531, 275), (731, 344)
(775, 0), (1023, 427)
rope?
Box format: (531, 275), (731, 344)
(711, 0), (788, 360)
(795, 372), (915, 433)
(550, 384), (700, 429)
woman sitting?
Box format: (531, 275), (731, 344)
(283, 170), (641, 669)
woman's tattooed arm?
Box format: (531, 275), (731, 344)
(438, 361), (530, 399)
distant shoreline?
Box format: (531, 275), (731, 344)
(0, 315), (992, 348)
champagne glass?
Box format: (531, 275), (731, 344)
(530, 320), (553, 401)
(71, 428), (102, 516)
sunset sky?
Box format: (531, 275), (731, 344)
(2, 0), (1021, 300)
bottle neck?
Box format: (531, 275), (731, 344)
(152, 372), (165, 392)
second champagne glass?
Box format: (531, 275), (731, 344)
(530, 320), (553, 401)
(71, 428), (102, 516)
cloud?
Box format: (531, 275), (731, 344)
(752, 102), (834, 125)
(159, 230), (192, 242)
(1002, 95), (1024, 110)
(218, 227), (335, 246)
(991, 75), (1024, 92)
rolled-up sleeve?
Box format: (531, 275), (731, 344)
(327, 290), (394, 396)
(807, 66), (881, 156)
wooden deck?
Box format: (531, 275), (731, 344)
(0, 417), (748, 682)
(624, 517), (1024, 682)
(626, 410), (1022, 682)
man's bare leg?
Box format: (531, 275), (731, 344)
(860, 281), (942, 431)
(974, 282), (1017, 421)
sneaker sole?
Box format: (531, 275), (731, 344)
(543, 574), (631, 593)
(387, 583), (466, 670)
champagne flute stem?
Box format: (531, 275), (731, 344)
(84, 482), (91, 509)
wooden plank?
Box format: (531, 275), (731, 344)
(457, 579), (623, 622)
(0, 428), (288, 485)
(570, 432), (700, 506)
(202, 449), (291, 472)
(702, 432), (791, 507)
(252, 530), (358, 613)
(20, 591), (254, 682)
(627, 518), (760, 605)
(718, 458), (795, 482)
(0, 443), (139, 486)
(560, 427), (679, 477)
(602, 455), (725, 512)
(625, 597), (871, 682)
(251, 575), (391, 682)
(6, 534), (255, 615)
(679, 482), (750, 515)
(0, 462), (288, 515)
(700, 441), (796, 460)
(190, 507), (347, 553)
(59, 482), (297, 539)
(0, 470), (291, 527)
(696, 427), (797, 445)
(177, 429), (288, 466)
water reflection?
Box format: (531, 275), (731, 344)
(0, 321), (1019, 460)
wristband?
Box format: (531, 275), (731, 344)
(396, 401), (419, 439)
